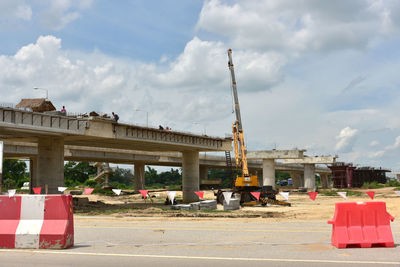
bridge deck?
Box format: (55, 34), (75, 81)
(0, 107), (231, 152)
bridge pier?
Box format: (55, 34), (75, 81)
(182, 151), (199, 203)
(262, 159), (275, 189)
(34, 137), (64, 194)
(304, 164), (316, 190)
(134, 162), (145, 191)
(320, 173), (330, 189)
(199, 165), (208, 181)
(290, 171), (303, 188)
(256, 170), (263, 187)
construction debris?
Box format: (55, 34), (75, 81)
(223, 198), (240, 211)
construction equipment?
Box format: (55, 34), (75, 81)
(216, 49), (290, 207)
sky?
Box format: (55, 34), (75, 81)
(1, 0), (400, 171)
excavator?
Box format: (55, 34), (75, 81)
(215, 49), (290, 207)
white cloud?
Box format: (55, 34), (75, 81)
(369, 140), (379, 147)
(15, 4), (32, 20)
(369, 150), (385, 158)
(39, 0), (93, 30)
(0, 1), (32, 22)
(335, 127), (358, 153)
(385, 136), (400, 150)
(0, 36), (234, 131)
(0, 1), (92, 30)
(155, 37), (286, 92)
(197, 0), (400, 53)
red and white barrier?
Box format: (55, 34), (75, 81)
(0, 194), (74, 249)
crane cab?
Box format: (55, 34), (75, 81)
(235, 174), (259, 188)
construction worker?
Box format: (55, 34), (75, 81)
(112, 112), (119, 122)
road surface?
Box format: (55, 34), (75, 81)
(0, 216), (399, 266)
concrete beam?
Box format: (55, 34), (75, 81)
(281, 156), (336, 164)
(247, 149), (305, 159)
(2, 142), (332, 174)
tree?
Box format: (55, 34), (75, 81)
(64, 161), (97, 186)
(208, 168), (240, 188)
(144, 166), (182, 187)
(159, 168), (181, 185)
(110, 167), (133, 186)
(276, 172), (290, 182)
(2, 159), (28, 188)
(145, 166), (158, 185)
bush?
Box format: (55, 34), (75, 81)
(85, 179), (98, 188)
(110, 182), (127, 189)
(385, 179), (400, 187)
(362, 182), (385, 189)
(3, 178), (17, 189)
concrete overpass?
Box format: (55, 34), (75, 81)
(0, 106), (231, 202)
(3, 141), (332, 190)
(247, 150), (336, 190)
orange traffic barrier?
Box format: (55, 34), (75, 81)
(328, 202), (394, 248)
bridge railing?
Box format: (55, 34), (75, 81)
(0, 107), (87, 133)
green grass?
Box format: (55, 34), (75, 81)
(362, 182), (385, 189)
(319, 190), (363, 197)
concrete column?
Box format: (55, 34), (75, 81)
(397, 174), (400, 182)
(36, 137), (64, 194)
(104, 163), (110, 187)
(304, 164), (316, 190)
(290, 171), (303, 188)
(182, 151), (199, 203)
(29, 157), (38, 194)
(257, 170), (263, 187)
(320, 173), (329, 189)
(327, 174), (332, 188)
(134, 162), (145, 191)
(262, 159), (275, 189)
(199, 165), (208, 182)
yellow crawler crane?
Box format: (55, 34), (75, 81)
(216, 49), (290, 207)
(228, 48), (260, 196)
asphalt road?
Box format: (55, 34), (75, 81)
(1, 216), (400, 266)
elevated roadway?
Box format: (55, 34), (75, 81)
(3, 141), (331, 191)
(0, 106), (231, 201)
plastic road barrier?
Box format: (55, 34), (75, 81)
(0, 194), (74, 249)
(328, 201), (394, 248)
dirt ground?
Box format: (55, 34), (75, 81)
(72, 187), (400, 222)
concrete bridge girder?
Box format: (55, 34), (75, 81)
(2, 141), (333, 194)
(0, 107), (232, 152)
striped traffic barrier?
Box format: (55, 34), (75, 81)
(0, 194), (74, 249)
